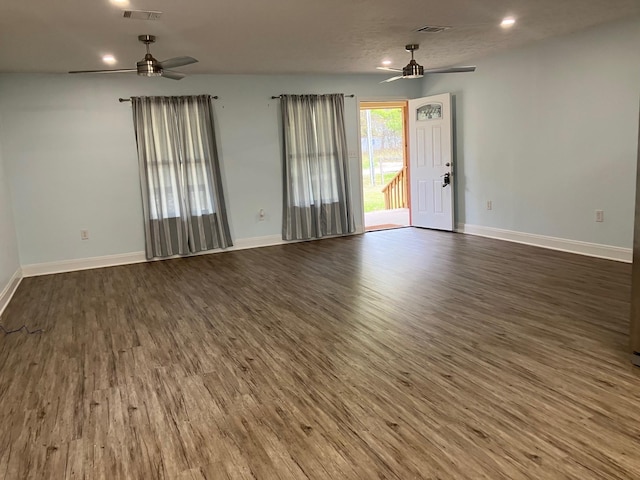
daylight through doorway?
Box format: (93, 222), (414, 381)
(360, 102), (410, 231)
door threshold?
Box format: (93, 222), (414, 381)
(365, 225), (409, 232)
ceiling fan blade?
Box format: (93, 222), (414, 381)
(159, 56), (198, 69)
(68, 69), (137, 74)
(376, 66), (402, 72)
(161, 70), (186, 80)
(380, 76), (404, 83)
(423, 66), (477, 74)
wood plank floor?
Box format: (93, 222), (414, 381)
(1, 228), (639, 479)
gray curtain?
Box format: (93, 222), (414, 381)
(132, 95), (232, 259)
(281, 94), (355, 241)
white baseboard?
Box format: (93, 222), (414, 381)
(0, 267), (23, 318)
(21, 234), (287, 278)
(230, 234), (285, 251)
(18, 226), (630, 281)
(21, 251), (148, 277)
(457, 223), (632, 263)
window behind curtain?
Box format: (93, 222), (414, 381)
(148, 158), (215, 219)
(281, 94), (355, 241)
(132, 95), (232, 259)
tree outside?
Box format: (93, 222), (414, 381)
(360, 108), (404, 213)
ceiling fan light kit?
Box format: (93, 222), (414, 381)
(68, 34), (197, 81)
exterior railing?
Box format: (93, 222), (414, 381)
(381, 166), (408, 210)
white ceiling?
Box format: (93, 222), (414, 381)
(1, 0), (639, 75)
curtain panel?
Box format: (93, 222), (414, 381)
(132, 95), (232, 259)
(281, 94), (355, 241)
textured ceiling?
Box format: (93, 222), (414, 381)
(0, 0), (639, 75)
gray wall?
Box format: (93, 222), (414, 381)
(0, 74), (421, 266)
(422, 16), (640, 248)
(0, 128), (20, 293)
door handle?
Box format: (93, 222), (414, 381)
(441, 172), (451, 188)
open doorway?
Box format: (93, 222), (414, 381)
(360, 101), (410, 231)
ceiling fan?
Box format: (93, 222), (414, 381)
(377, 44), (475, 83)
(69, 35), (197, 81)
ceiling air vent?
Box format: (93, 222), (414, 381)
(122, 10), (163, 21)
(416, 25), (451, 33)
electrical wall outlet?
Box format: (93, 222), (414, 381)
(80, 229), (89, 240)
(486, 200), (493, 211)
(595, 210), (604, 223)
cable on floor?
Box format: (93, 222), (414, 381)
(0, 324), (44, 335)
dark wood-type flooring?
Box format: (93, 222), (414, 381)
(1, 228), (639, 479)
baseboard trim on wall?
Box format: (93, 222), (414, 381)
(20, 234), (288, 278)
(19, 227), (630, 279)
(21, 252), (148, 277)
(231, 234), (285, 251)
(0, 268), (23, 317)
(457, 223), (632, 263)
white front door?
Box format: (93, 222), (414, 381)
(409, 93), (454, 231)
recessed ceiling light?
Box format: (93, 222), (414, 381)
(110, 0), (129, 6)
(382, 60), (392, 66)
(102, 54), (117, 65)
(501, 17), (516, 28)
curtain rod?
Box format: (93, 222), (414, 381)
(270, 94), (355, 99)
(118, 96), (219, 103)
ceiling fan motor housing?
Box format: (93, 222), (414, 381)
(137, 54), (162, 76)
(403, 44), (423, 78)
(403, 60), (424, 78)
